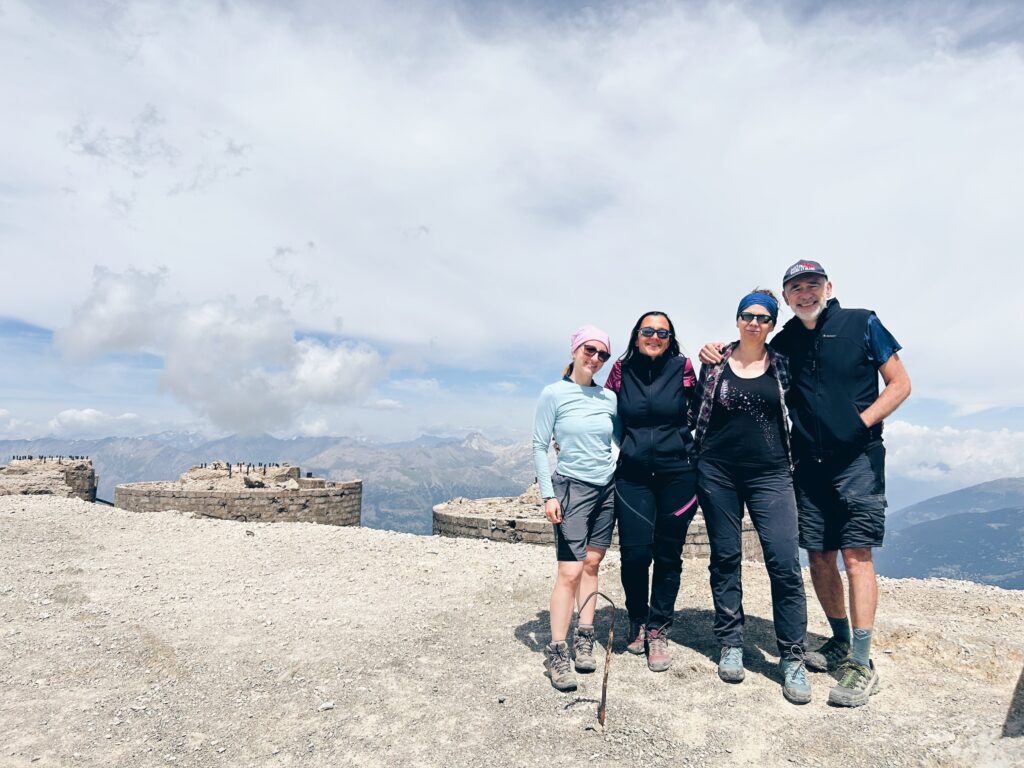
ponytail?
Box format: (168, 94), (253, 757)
(562, 361), (575, 380)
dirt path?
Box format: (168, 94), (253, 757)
(2, 497), (1022, 767)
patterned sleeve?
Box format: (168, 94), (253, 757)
(603, 359), (622, 393)
(683, 357), (699, 430)
(688, 359), (705, 431)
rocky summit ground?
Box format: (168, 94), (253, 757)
(2, 496), (1022, 768)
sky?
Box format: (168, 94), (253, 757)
(2, 0), (1024, 500)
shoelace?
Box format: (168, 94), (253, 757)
(786, 645), (809, 685)
(574, 632), (595, 657)
(838, 661), (870, 688)
(549, 645), (572, 674)
(647, 623), (670, 653)
(721, 646), (743, 667)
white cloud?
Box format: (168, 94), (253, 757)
(885, 420), (1024, 484)
(0, 409), (28, 438)
(495, 381), (520, 394)
(47, 408), (142, 438)
(55, 268), (387, 433)
(4, 1), (1024, 434)
(366, 399), (403, 411)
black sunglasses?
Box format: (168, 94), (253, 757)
(739, 312), (774, 325)
(638, 327), (671, 339)
(581, 344), (611, 362)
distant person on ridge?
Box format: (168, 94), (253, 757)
(532, 325), (619, 692)
(692, 288), (810, 704)
(699, 261), (910, 707)
(604, 311), (698, 673)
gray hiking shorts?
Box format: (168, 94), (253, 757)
(551, 472), (615, 562)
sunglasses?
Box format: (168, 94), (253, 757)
(581, 344), (611, 362)
(638, 327), (671, 339)
(739, 312), (774, 325)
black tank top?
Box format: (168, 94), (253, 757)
(701, 364), (788, 468)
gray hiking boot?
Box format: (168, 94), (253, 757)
(543, 641), (577, 692)
(626, 619), (647, 655)
(805, 637), (851, 672)
(828, 659), (880, 707)
(780, 651), (812, 705)
(718, 646), (745, 683)
(646, 625), (671, 672)
(573, 625), (597, 673)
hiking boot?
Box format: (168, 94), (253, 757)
(625, 619), (647, 655)
(573, 625), (597, 673)
(718, 646), (745, 683)
(780, 653), (812, 705)
(646, 626), (671, 672)
(805, 637), (851, 672)
(543, 641), (577, 692)
(828, 660), (880, 707)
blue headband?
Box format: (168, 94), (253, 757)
(736, 292), (779, 322)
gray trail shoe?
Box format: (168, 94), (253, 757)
(805, 637), (851, 672)
(780, 650), (812, 705)
(718, 646), (745, 683)
(828, 660), (880, 707)
(543, 641), (577, 692)
(626, 619), (647, 655)
(573, 625), (597, 673)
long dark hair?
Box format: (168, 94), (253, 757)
(619, 310), (681, 367)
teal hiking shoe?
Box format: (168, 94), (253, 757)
(718, 646), (745, 683)
(805, 637), (851, 672)
(828, 659), (880, 707)
(780, 651), (812, 705)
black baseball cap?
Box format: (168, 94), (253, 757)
(782, 260), (828, 285)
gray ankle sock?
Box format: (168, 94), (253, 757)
(827, 615), (851, 643)
(576, 623), (594, 634)
(851, 628), (872, 666)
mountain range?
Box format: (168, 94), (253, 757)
(0, 433), (534, 534)
(3, 434), (1022, 588)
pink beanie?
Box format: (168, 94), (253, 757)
(570, 325), (611, 356)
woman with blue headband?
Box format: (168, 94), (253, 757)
(691, 288), (811, 704)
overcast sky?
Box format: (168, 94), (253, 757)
(2, 0), (1023, 496)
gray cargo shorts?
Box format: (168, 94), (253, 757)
(551, 471), (615, 562)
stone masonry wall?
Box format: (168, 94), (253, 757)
(433, 492), (765, 562)
(0, 458), (97, 503)
(115, 479), (362, 526)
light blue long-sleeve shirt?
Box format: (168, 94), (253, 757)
(532, 379), (619, 499)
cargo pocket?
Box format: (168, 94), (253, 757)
(843, 494), (887, 547)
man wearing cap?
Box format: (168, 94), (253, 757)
(700, 261), (910, 707)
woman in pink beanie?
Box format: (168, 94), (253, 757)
(532, 325), (619, 692)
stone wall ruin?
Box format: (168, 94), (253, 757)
(115, 461), (361, 526)
(0, 457), (97, 502)
(433, 483), (764, 561)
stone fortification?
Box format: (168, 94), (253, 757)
(0, 457), (97, 502)
(433, 483), (764, 561)
(115, 461), (361, 526)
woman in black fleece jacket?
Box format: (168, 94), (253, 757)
(604, 310), (698, 672)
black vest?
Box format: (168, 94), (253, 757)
(771, 299), (881, 459)
(616, 354), (694, 473)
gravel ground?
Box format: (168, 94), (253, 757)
(2, 496), (1022, 768)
